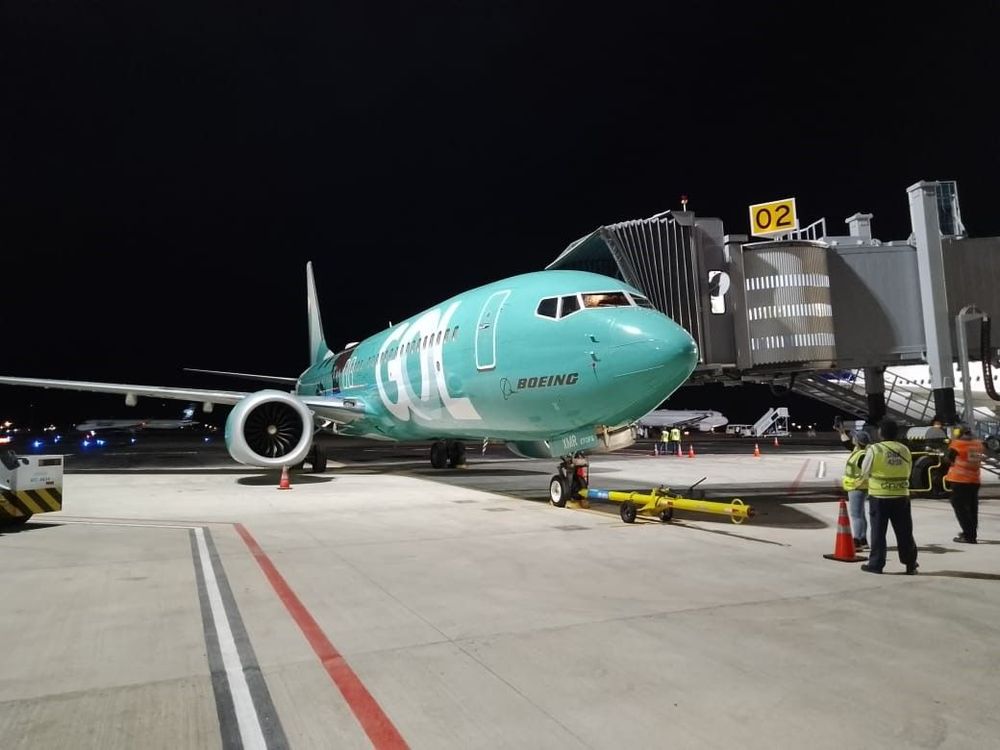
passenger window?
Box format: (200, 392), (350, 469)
(537, 298), (558, 318)
(444, 329), (450, 342)
(560, 295), (580, 317)
(436, 331), (443, 344)
(453, 327), (459, 340)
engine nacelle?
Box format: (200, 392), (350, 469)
(225, 390), (314, 467)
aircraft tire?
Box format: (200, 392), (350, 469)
(620, 502), (638, 524)
(447, 441), (466, 468)
(549, 475), (569, 507)
(311, 446), (327, 473)
(430, 441), (448, 469)
(658, 509), (673, 523)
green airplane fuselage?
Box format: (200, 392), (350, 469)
(296, 270), (698, 453)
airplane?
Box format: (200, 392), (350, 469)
(637, 409), (728, 432)
(0, 264), (699, 505)
(821, 363), (1000, 420)
(75, 405), (199, 433)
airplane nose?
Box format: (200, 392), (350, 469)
(608, 315), (698, 390)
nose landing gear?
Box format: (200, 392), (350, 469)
(549, 453), (589, 507)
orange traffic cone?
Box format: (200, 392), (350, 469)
(676, 443), (682, 457)
(753, 443), (761, 457)
(687, 444), (695, 458)
(773, 435), (780, 448)
(277, 465), (293, 490)
(823, 498), (866, 562)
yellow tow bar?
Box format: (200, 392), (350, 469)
(579, 485), (754, 524)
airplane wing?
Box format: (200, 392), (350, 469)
(0, 376), (368, 425)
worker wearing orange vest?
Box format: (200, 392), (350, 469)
(945, 425), (984, 544)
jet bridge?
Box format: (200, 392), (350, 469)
(547, 180), (1000, 428)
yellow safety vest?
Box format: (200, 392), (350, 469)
(867, 441), (912, 498)
(842, 448), (867, 491)
(670, 428), (681, 442)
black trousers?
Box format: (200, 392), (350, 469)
(868, 496), (918, 571)
(950, 481), (979, 542)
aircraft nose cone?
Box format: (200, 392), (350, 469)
(606, 315), (698, 403)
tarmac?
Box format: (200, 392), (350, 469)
(2, 435), (999, 749)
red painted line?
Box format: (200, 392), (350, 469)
(234, 523), (409, 750)
(787, 459), (811, 495)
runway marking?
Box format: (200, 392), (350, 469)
(787, 459), (811, 495)
(234, 523), (409, 750)
(816, 460), (827, 479)
(193, 527), (269, 750)
(48, 518), (287, 748)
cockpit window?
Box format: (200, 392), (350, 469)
(560, 295), (580, 317)
(536, 297), (558, 318)
(629, 293), (655, 309)
(582, 291), (631, 308)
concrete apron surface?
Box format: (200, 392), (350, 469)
(1, 451), (998, 749)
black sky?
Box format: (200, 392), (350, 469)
(3, 3), (999, 425)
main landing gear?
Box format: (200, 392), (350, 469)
(549, 453), (589, 507)
(430, 440), (467, 469)
(295, 443), (327, 473)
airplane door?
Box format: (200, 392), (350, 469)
(475, 290), (510, 371)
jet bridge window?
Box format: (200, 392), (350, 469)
(537, 297), (558, 318)
(582, 291), (631, 308)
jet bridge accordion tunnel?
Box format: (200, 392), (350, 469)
(547, 211), (839, 377)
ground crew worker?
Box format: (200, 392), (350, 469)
(945, 424), (984, 544)
(858, 418), (918, 575)
(669, 426), (682, 455)
(841, 430), (871, 549)
(658, 429), (670, 456)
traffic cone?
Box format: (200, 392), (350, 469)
(277, 465), (293, 490)
(823, 498), (866, 562)
(676, 443), (682, 457)
(753, 443), (761, 457)
(688, 444), (695, 458)
(773, 436), (780, 448)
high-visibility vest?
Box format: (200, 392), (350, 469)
(670, 428), (681, 442)
(867, 441), (912, 498)
(945, 437), (984, 485)
(660, 431), (670, 443)
(842, 448), (867, 491)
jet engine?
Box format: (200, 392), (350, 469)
(225, 390), (314, 467)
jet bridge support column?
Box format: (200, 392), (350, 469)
(908, 181), (957, 424)
(864, 367), (886, 424)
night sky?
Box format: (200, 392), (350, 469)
(3, 3), (999, 427)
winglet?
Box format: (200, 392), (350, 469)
(306, 262), (329, 366)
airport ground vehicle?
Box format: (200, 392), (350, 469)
(0, 450), (63, 525)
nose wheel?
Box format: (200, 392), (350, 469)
(549, 453), (589, 507)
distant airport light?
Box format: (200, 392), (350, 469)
(82, 440), (91, 447)
(130, 437), (137, 444)
(2, 421), (11, 428)
(96, 439), (106, 446)
(32, 440), (43, 448)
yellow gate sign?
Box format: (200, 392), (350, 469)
(749, 198), (798, 238)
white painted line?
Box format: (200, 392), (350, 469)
(52, 519), (196, 530)
(194, 527), (267, 750)
(816, 460), (827, 479)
